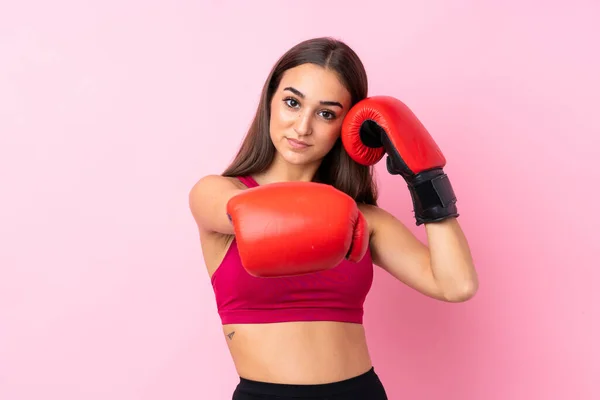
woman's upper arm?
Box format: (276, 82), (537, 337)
(188, 175), (243, 235)
(359, 204), (445, 300)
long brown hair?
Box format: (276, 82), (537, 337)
(222, 37), (378, 205)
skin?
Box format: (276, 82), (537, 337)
(189, 63), (479, 384)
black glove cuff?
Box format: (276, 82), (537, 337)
(407, 168), (459, 225)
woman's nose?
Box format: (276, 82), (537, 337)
(294, 112), (313, 136)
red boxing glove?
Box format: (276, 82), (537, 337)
(341, 96), (459, 225)
(226, 181), (369, 277)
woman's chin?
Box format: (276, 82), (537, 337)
(279, 149), (320, 166)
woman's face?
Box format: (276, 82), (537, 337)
(269, 63), (352, 167)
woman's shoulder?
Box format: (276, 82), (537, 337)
(188, 175), (249, 229)
(190, 174), (247, 196)
(357, 203), (404, 237)
(357, 203), (380, 217)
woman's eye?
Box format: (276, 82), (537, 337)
(284, 98), (299, 108)
(320, 110), (335, 120)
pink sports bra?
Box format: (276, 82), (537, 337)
(210, 175), (374, 325)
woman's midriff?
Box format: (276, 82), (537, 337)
(222, 321), (373, 384)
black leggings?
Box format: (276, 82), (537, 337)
(232, 367), (388, 399)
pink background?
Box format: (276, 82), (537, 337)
(1, 1), (599, 399)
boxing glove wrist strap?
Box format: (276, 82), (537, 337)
(407, 169), (459, 226)
(352, 115), (459, 225)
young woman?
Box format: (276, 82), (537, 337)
(189, 37), (478, 400)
